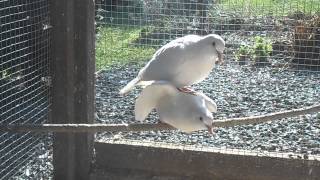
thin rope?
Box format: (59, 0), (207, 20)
(0, 104), (319, 133)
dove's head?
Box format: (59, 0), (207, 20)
(196, 109), (214, 134)
(188, 98), (215, 134)
(202, 34), (225, 64)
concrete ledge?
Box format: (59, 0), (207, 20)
(93, 140), (320, 180)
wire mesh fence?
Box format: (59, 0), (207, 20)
(2, 0), (317, 178)
(0, 0), (52, 179)
(95, 0), (320, 71)
(95, 0), (320, 163)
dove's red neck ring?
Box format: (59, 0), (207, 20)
(177, 87), (197, 95)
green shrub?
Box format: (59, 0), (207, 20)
(235, 36), (273, 65)
(252, 36), (273, 64)
(235, 45), (253, 64)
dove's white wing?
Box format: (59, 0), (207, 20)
(120, 35), (200, 95)
(138, 35), (202, 83)
(194, 92), (217, 113)
(134, 81), (177, 121)
(138, 42), (185, 81)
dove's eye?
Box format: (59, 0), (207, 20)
(212, 42), (216, 46)
(199, 116), (204, 121)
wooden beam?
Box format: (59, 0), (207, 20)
(50, 0), (95, 179)
(94, 141), (320, 180)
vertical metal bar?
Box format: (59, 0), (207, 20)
(50, 0), (95, 179)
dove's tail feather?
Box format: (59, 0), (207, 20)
(119, 77), (140, 95)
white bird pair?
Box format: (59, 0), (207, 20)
(120, 34), (225, 134)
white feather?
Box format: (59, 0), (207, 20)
(120, 34), (225, 95)
(134, 81), (176, 121)
(134, 81), (217, 133)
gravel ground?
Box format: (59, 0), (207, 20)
(96, 63), (320, 156)
(11, 63), (319, 179)
(12, 136), (53, 180)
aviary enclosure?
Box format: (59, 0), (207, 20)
(0, 0), (319, 179)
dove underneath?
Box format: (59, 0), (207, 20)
(134, 81), (217, 133)
(119, 34), (225, 95)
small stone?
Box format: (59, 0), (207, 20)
(271, 127), (278, 133)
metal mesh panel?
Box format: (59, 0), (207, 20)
(0, 0), (52, 179)
(94, 0), (320, 162)
(95, 0), (320, 70)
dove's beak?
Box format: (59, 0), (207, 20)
(216, 51), (224, 65)
(206, 125), (214, 134)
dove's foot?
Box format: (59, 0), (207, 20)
(177, 87), (196, 95)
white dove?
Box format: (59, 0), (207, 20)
(134, 81), (217, 134)
(119, 34), (225, 95)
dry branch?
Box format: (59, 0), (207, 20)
(0, 104), (319, 133)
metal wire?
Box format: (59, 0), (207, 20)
(95, 0), (320, 71)
(0, 0), (51, 179)
(95, 0), (320, 165)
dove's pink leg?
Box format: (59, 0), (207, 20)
(177, 87), (197, 95)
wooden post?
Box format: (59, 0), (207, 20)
(50, 0), (95, 180)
